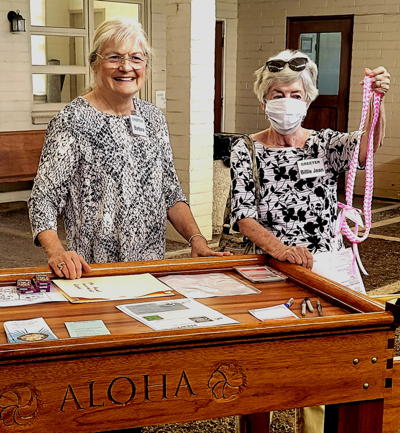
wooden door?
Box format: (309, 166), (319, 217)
(214, 20), (224, 133)
(287, 16), (353, 133)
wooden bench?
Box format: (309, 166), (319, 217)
(0, 130), (45, 183)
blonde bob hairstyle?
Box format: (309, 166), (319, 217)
(88, 18), (151, 86)
(254, 49), (319, 105)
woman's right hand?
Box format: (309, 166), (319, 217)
(37, 229), (91, 279)
(48, 248), (92, 279)
(271, 245), (313, 269)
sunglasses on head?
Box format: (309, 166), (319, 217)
(265, 57), (308, 73)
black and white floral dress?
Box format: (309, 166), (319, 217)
(29, 97), (186, 263)
(230, 129), (361, 253)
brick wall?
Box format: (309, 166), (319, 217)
(236, 0), (400, 199)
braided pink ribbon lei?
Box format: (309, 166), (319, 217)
(337, 76), (383, 275)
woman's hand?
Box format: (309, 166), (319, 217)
(190, 236), (233, 258)
(37, 229), (91, 279)
(270, 244), (313, 269)
(363, 66), (390, 94)
(47, 248), (91, 279)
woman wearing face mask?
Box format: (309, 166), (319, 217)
(230, 49), (390, 270)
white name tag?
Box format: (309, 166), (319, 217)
(130, 115), (147, 136)
(297, 158), (326, 179)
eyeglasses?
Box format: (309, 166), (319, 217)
(265, 57), (308, 73)
(96, 53), (147, 69)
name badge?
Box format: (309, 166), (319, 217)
(130, 115), (147, 136)
(297, 158), (326, 179)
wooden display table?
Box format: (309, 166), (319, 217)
(383, 357), (400, 433)
(0, 255), (397, 433)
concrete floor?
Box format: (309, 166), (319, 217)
(0, 198), (399, 293)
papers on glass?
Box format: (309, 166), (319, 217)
(65, 320), (111, 337)
(158, 273), (260, 298)
(53, 274), (174, 303)
(4, 317), (58, 343)
(312, 248), (366, 294)
(117, 298), (238, 331)
(249, 304), (299, 321)
(0, 285), (66, 307)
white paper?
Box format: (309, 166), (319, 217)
(0, 285), (66, 307)
(65, 320), (111, 338)
(312, 248), (366, 294)
(4, 317), (58, 343)
(117, 298), (238, 331)
(249, 304), (299, 321)
(158, 273), (260, 298)
(53, 274), (174, 301)
(155, 90), (166, 109)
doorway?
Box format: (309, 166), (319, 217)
(287, 16), (353, 132)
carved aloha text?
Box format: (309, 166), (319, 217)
(60, 370), (196, 412)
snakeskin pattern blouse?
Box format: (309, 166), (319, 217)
(29, 97), (186, 263)
(230, 129), (361, 253)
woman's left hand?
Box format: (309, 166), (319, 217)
(364, 66), (390, 94)
(190, 237), (233, 257)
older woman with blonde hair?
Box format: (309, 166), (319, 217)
(230, 49), (390, 270)
(29, 18), (230, 279)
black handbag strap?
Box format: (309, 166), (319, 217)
(222, 135), (260, 235)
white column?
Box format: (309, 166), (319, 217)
(166, 0), (216, 241)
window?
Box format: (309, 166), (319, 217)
(30, 0), (146, 124)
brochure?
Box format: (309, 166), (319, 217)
(117, 298), (238, 331)
(0, 285), (66, 307)
(65, 320), (111, 337)
(158, 272), (260, 298)
(234, 265), (287, 283)
(53, 273), (174, 303)
(4, 317), (58, 343)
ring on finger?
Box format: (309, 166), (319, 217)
(57, 261), (66, 270)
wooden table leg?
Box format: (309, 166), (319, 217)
(238, 413), (270, 433)
(325, 399), (384, 433)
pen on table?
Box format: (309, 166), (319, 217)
(284, 297), (294, 308)
(304, 297), (314, 313)
(301, 299), (307, 316)
(317, 299), (323, 316)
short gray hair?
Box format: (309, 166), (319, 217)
(88, 18), (151, 69)
(254, 49), (319, 104)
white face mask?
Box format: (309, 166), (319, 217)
(265, 98), (308, 135)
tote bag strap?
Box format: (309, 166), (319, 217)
(222, 134), (260, 235)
